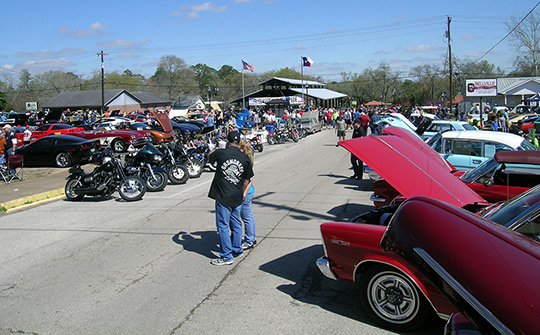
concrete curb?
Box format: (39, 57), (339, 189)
(1, 189), (65, 213)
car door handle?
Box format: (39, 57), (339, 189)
(472, 159), (482, 164)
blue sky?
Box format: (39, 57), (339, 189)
(1, 0), (537, 82)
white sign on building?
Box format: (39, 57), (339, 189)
(466, 79), (497, 97)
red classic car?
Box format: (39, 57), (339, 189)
(373, 150), (540, 207)
(26, 123), (86, 143)
(381, 196), (540, 334)
(71, 128), (148, 152)
(316, 127), (486, 331)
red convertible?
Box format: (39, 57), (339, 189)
(381, 196), (540, 334)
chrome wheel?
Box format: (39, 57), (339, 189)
(359, 265), (430, 331)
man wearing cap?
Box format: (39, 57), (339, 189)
(350, 120), (364, 180)
(207, 130), (254, 265)
(3, 125), (17, 158)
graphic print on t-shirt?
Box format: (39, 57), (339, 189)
(222, 158), (244, 185)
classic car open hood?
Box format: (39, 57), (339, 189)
(381, 196), (540, 334)
(151, 110), (173, 133)
(340, 126), (484, 207)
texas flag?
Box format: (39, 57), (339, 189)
(302, 56), (313, 67)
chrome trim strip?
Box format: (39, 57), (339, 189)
(413, 247), (513, 334)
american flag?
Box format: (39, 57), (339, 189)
(242, 60), (255, 72)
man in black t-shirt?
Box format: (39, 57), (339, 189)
(350, 120), (364, 180)
(208, 131), (254, 265)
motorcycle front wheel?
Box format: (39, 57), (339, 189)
(119, 176), (146, 201)
(65, 179), (85, 201)
(145, 170), (168, 192)
(185, 160), (203, 179)
(257, 143), (263, 153)
(169, 163), (190, 184)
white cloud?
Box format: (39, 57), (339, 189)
(14, 48), (86, 58)
(171, 2), (227, 20)
(294, 44), (304, 50)
(405, 44), (444, 52)
(58, 22), (108, 37)
(118, 53), (141, 59)
(462, 34), (479, 39)
(465, 51), (485, 57)
(4, 58), (76, 75)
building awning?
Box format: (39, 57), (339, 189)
(289, 88), (347, 100)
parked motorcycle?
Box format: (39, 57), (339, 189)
(249, 134), (264, 153)
(164, 142), (203, 178)
(125, 142), (168, 192)
(157, 142), (193, 182)
(188, 142), (217, 171)
(65, 149), (146, 201)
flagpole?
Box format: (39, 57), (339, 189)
(242, 61), (245, 110)
(301, 57), (304, 109)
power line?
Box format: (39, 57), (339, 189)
(474, 1), (540, 62)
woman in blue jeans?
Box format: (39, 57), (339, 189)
(239, 140), (256, 250)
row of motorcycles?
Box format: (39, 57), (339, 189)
(64, 140), (215, 202)
(266, 123), (306, 145)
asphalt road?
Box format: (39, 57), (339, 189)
(0, 129), (444, 335)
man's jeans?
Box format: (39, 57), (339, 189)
(241, 193), (256, 244)
(215, 200), (243, 261)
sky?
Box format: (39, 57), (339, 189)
(1, 0), (538, 83)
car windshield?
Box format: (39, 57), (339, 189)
(460, 157), (499, 182)
(486, 184), (540, 227)
(518, 140), (537, 151)
(461, 123), (476, 131)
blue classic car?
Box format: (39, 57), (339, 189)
(427, 130), (537, 171)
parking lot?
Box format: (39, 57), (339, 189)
(0, 129), (444, 334)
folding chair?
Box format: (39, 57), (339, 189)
(0, 158), (9, 183)
(7, 155), (23, 183)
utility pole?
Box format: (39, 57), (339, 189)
(97, 50), (108, 114)
(447, 16), (454, 119)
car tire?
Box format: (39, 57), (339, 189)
(148, 134), (157, 144)
(359, 264), (431, 331)
(55, 152), (73, 168)
(112, 139), (126, 153)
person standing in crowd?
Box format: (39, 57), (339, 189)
(350, 119), (364, 180)
(498, 111), (507, 132)
(335, 115), (346, 146)
(239, 140), (256, 250)
(3, 125), (17, 158)
(0, 129), (6, 164)
(208, 131), (254, 266)
(369, 110), (382, 134)
(359, 112), (371, 136)
(23, 125), (32, 145)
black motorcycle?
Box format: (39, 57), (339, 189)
(65, 149), (146, 201)
(157, 143), (192, 182)
(164, 142), (203, 179)
(125, 143), (169, 192)
(187, 142), (217, 172)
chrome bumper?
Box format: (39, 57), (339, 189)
(370, 192), (387, 203)
(316, 256), (337, 280)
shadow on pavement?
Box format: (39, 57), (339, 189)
(259, 245), (445, 335)
(172, 230), (220, 260)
